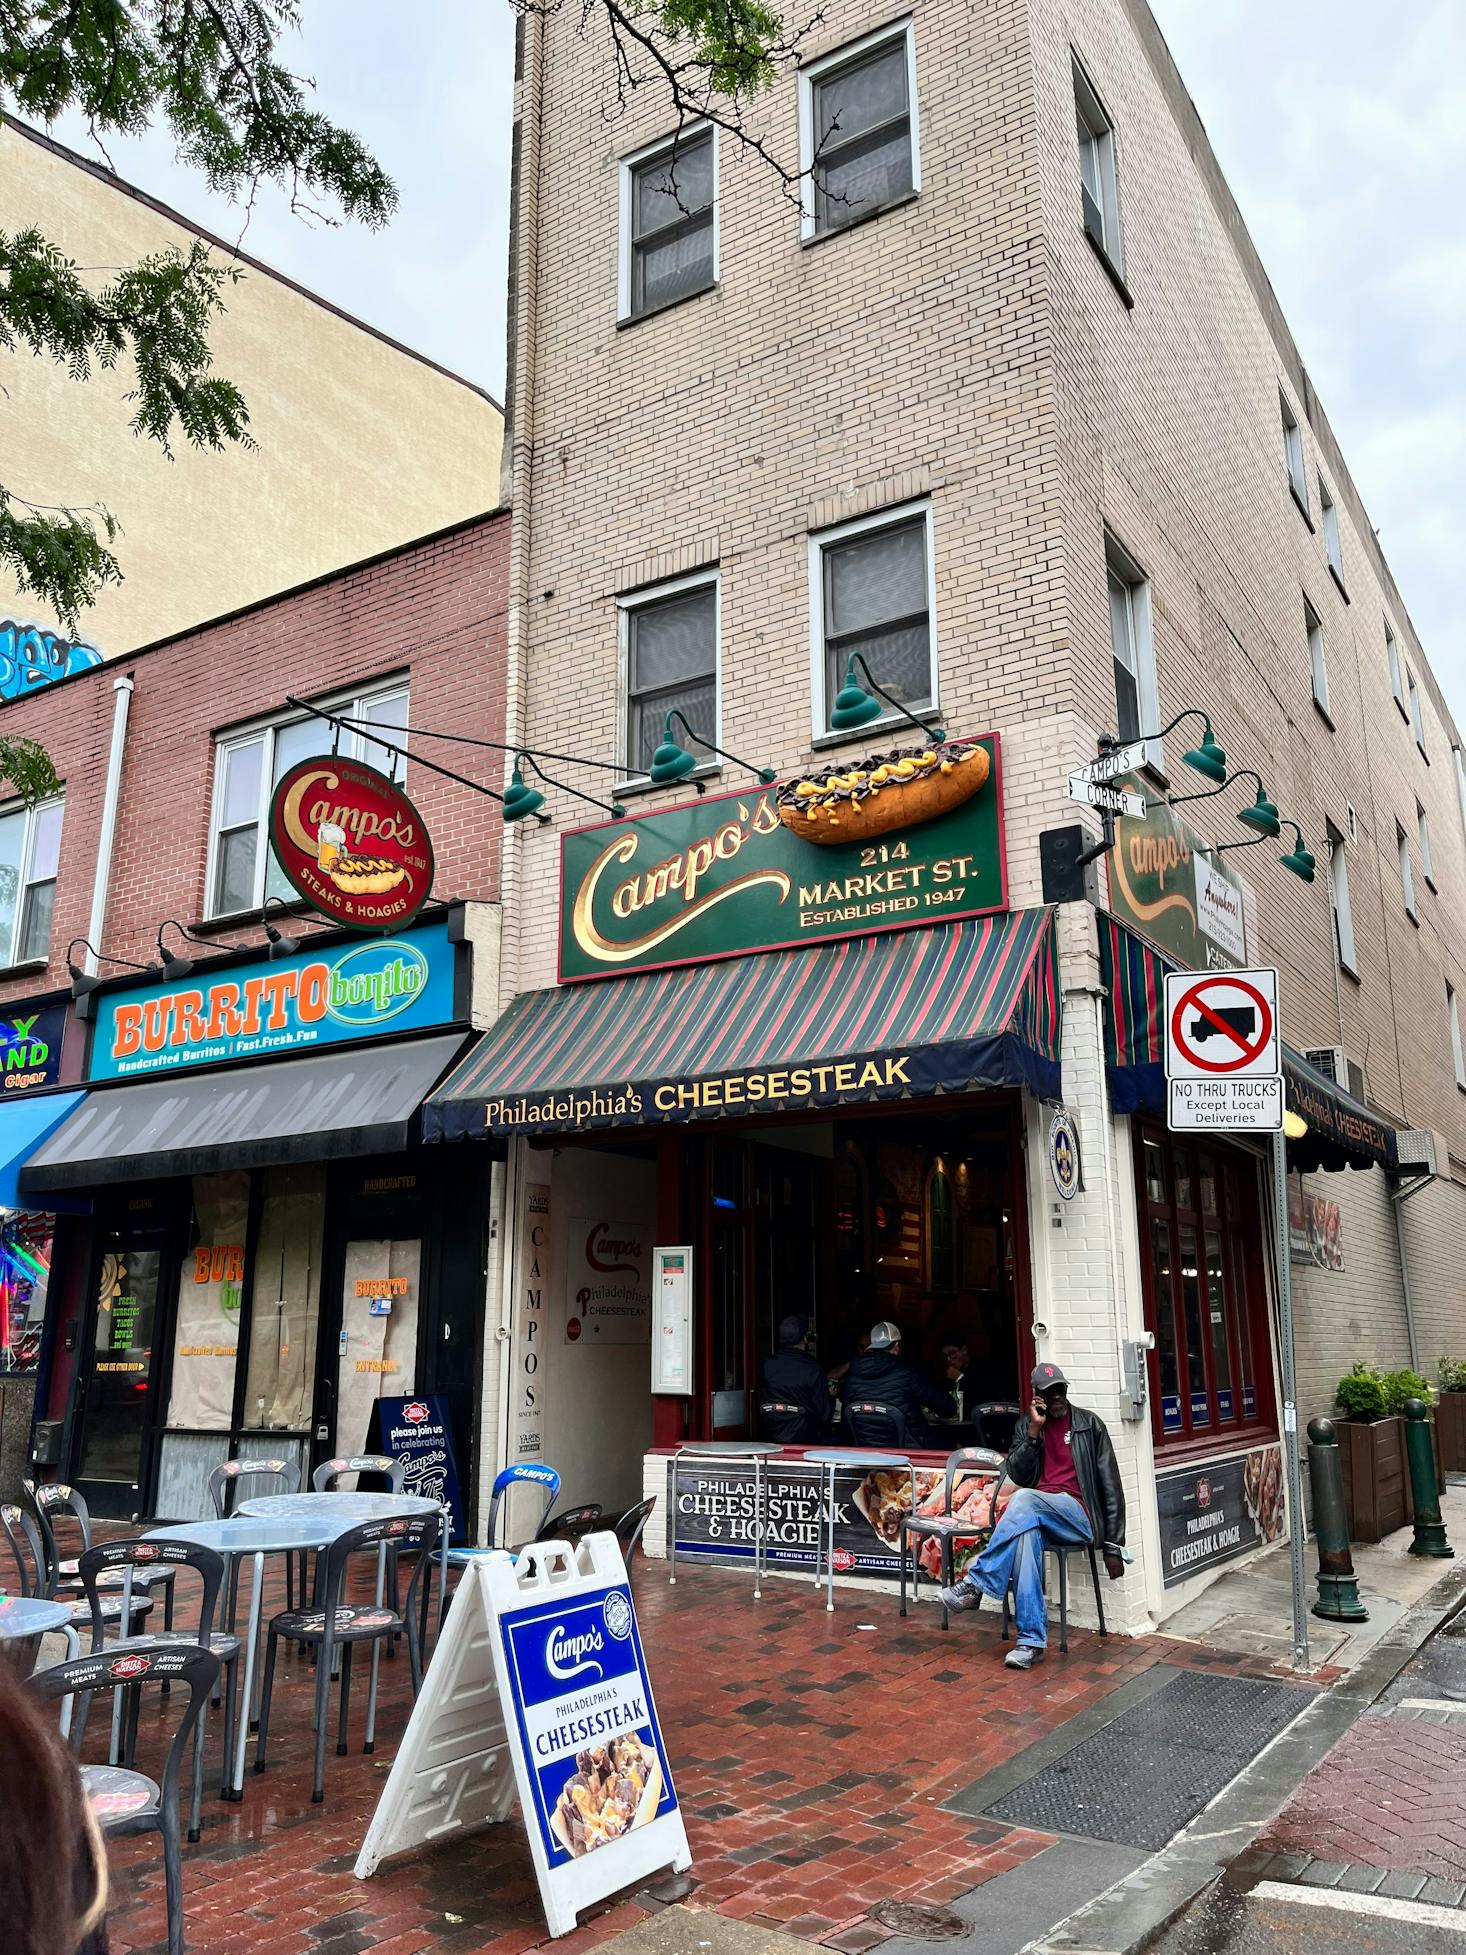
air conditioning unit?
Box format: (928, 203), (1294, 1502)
(1395, 1129), (1444, 1176)
(1305, 1045), (1368, 1105)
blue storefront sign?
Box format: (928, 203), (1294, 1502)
(87, 920), (457, 1081)
(497, 1579), (678, 1867)
(370, 1393), (467, 1540)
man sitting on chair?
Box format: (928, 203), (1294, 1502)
(940, 1362), (1126, 1669)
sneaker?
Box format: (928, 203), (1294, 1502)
(938, 1582), (981, 1613)
(1004, 1645), (1045, 1670)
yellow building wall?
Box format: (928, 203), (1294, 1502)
(0, 122), (502, 657)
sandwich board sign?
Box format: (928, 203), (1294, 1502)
(1164, 966), (1283, 1132)
(355, 1532), (689, 1936)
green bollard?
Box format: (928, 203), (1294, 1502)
(1404, 1399), (1453, 1558)
(1306, 1417), (1368, 1620)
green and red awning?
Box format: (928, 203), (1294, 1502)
(424, 909), (1061, 1140)
(1098, 913), (1397, 1171)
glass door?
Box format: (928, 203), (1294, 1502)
(706, 1144), (753, 1437)
(334, 1237), (423, 1455)
(74, 1229), (170, 1518)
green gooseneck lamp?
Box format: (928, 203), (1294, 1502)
(647, 709), (777, 790)
(827, 652), (945, 743)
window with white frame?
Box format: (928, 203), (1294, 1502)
(1319, 478), (1344, 590)
(1450, 982), (1466, 1091)
(800, 21), (918, 240)
(812, 504), (934, 736)
(1455, 747), (1466, 836)
(1305, 599), (1329, 717)
(1325, 822), (1357, 977)
(1281, 393), (1308, 512)
(1409, 672), (1427, 756)
(1073, 54), (1123, 269)
(206, 682), (409, 918)
(619, 127), (716, 322)
(0, 796), (62, 967)
(1105, 534), (1161, 767)
(621, 574), (718, 780)
(1398, 822), (1418, 920)
(1418, 799), (1436, 887)
(1386, 621), (1404, 712)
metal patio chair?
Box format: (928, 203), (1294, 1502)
(898, 1445), (1005, 1627)
(207, 1455), (304, 1618)
(39, 1480), (178, 1628)
(613, 1495), (657, 1561)
(311, 1453), (406, 1493)
(759, 1398), (816, 1443)
(843, 1398), (908, 1448)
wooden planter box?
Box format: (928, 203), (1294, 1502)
(1336, 1415), (1408, 1543)
(1438, 1393), (1466, 1474)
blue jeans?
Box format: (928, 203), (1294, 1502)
(963, 1488), (1092, 1649)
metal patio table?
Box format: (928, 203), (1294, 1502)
(802, 1449), (915, 1612)
(147, 1495), (438, 1798)
(669, 1441), (787, 1598)
(0, 1592), (77, 1671)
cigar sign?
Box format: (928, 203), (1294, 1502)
(269, 754), (434, 930)
(558, 733), (1004, 981)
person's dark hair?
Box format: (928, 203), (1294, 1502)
(0, 1663), (108, 1953)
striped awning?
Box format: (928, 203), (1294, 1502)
(425, 909), (1061, 1141)
(1098, 913), (1397, 1171)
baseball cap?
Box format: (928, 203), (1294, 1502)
(869, 1320), (901, 1349)
(778, 1313), (810, 1347)
(1032, 1361), (1069, 1391)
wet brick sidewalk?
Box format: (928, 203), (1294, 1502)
(89, 1557), (1298, 1955)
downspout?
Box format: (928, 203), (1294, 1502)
(1389, 1172), (1433, 1375)
(84, 675), (134, 972)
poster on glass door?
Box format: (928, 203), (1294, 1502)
(337, 1239), (422, 1455)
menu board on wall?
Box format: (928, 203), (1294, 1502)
(1155, 1444), (1285, 1587)
(651, 1248), (693, 1394)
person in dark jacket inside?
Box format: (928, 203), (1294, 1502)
(841, 1321), (956, 1447)
(940, 1360), (1126, 1669)
(760, 1314), (832, 1439)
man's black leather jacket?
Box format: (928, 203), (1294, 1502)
(1004, 1404), (1126, 1553)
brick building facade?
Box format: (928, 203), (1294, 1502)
(455, 0), (1466, 1627)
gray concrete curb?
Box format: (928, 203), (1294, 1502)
(1020, 1557), (1466, 1955)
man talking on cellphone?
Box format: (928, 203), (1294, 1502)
(939, 1361), (1126, 1669)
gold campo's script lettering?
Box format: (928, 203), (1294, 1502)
(572, 797), (790, 964)
(1111, 817), (1196, 931)
(281, 767), (418, 855)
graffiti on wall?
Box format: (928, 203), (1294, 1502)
(0, 619), (104, 701)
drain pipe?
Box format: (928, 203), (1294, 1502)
(83, 674), (134, 974)
(1389, 1172), (1434, 1375)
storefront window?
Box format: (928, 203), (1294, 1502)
(1136, 1124), (1272, 1447)
(336, 1236), (422, 1456)
(0, 1214), (52, 1372)
(166, 1173), (249, 1430)
(244, 1164), (325, 1430)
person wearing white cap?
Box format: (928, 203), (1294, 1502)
(840, 1321), (956, 1447)
(939, 1361), (1127, 1669)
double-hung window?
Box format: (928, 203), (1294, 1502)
(1073, 55), (1123, 271)
(1106, 535), (1160, 768)
(207, 681), (409, 918)
(1326, 822), (1357, 977)
(1386, 622), (1405, 714)
(1418, 799), (1436, 889)
(1319, 478), (1345, 593)
(620, 127), (716, 322)
(0, 795), (63, 967)
(1281, 392), (1308, 514)
(620, 574), (718, 781)
(801, 22), (919, 240)
(1398, 822), (1418, 921)
(1409, 673), (1427, 757)
(1305, 599), (1329, 717)
(812, 503), (935, 738)
(1450, 983), (1466, 1092)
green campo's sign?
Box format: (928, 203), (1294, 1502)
(558, 735), (1005, 982)
(1109, 774), (1245, 972)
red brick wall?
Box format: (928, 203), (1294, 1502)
(0, 512), (508, 1002)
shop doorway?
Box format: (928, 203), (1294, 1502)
(74, 1213), (179, 1518)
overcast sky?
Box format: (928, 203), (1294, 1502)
(48, 1), (1464, 716)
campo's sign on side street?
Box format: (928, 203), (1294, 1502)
(270, 755), (434, 931)
(1109, 778), (1245, 970)
(559, 735), (1004, 981)
(87, 921), (457, 1081)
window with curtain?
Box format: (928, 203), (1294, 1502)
(623, 129), (715, 319)
(243, 1163), (326, 1430)
(167, 1173), (251, 1430)
(1136, 1126), (1272, 1446)
(206, 681), (409, 918)
(803, 25), (917, 238)
(622, 576), (717, 779)
(816, 507), (933, 732)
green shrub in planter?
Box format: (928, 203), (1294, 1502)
(1336, 1363), (1388, 1421)
(1438, 1357), (1466, 1393)
(1382, 1368), (1432, 1414)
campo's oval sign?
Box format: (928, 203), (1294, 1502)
(269, 755), (434, 931)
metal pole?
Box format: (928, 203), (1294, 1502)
(1271, 1132), (1309, 1671)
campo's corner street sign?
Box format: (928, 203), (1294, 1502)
(88, 920), (457, 1082)
(559, 734), (1004, 982)
(1109, 775), (1245, 972)
(270, 754), (434, 931)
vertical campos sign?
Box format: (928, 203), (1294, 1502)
(515, 1182), (551, 1458)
